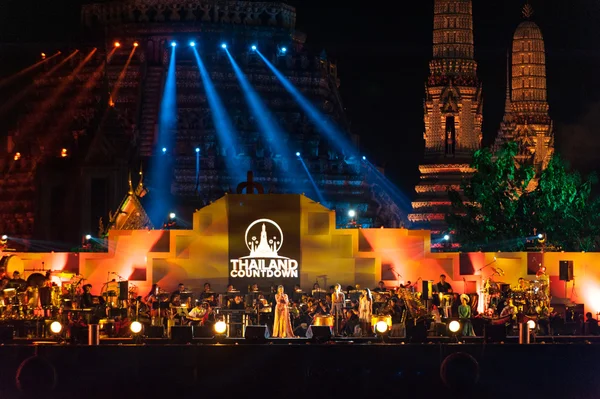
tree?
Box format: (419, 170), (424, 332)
(447, 142), (600, 251)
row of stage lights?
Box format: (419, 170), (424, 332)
(113, 40), (287, 53)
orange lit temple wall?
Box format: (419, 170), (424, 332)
(3, 195), (600, 314)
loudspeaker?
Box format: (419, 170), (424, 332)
(0, 326), (14, 342)
(484, 324), (506, 343)
(422, 280), (433, 300)
(559, 260), (573, 281)
(118, 281), (129, 300)
(170, 326), (194, 343)
(306, 325), (332, 340)
(244, 325), (270, 340)
(147, 326), (165, 338)
(39, 287), (51, 307)
(194, 326), (214, 338)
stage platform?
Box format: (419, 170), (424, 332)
(1, 338), (600, 399)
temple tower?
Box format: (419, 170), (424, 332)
(495, 4), (553, 171)
(409, 0), (482, 247)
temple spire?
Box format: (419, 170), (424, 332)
(504, 51), (512, 115)
(522, 3), (534, 19)
(128, 170), (133, 194)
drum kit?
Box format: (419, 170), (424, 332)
(483, 274), (550, 315)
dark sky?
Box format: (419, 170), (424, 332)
(2, 0), (600, 198)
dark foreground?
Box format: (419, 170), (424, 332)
(1, 340), (598, 399)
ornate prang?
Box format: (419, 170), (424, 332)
(522, 3), (534, 19)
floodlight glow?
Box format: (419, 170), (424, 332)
(85, 234), (91, 240)
(362, 156), (366, 160)
(527, 319), (536, 330)
(375, 321), (388, 334)
(348, 210), (356, 218)
(171, 41), (177, 47)
(169, 212), (176, 219)
(162, 147), (167, 153)
(114, 42), (121, 48)
(133, 42), (139, 47)
(50, 321), (63, 334)
(221, 43), (227, 49)
(189, 41), (196, 47)
(251, 45), (257, 51)
(537, 233), (543, 239)
(281, 47), (287, 52)
(214, 320), (227, 334)
(449, 320), (461, 333)
(130, 321), (143, 334)
(195, 147), (200, 153)
(444, 234), (450, 241)
(1, 235), (7, 240)
(296, 152), (301, 157)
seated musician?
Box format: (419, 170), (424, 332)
(433, 274), (453, 310)
(388, 297), (406, 337)
(228, 295), (245, 310)
(170, 283), (186, 302)
(81, 284), (95, 308)
(187, 301), (207, 325)
(341, 309), (360, 337)
(0, 276), (8, 291)
(9, 271), (27, 291)
(250, 283), (260, 293)
(226, 284), (236, 292)
(373, 281), (386, 292)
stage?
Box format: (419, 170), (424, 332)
(1, 340), (599, 398)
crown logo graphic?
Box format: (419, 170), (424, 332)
(244, 218), (287, 259)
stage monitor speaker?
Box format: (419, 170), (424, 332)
(0, 326), (14, 342)
(484, 324), (506, 343)
(559, 260), (573, 282)
(118, 281), (129, 300)
(194, 326), (214, 338)
(244, 325), (270, 340)
(422, 280), (433, 300)
(170, 326), (194, 343)
(147, 326), (165, 338)
(306, 325), (332, 340)
(39, 287), (51, 307)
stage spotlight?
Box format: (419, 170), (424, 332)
(85, 234), (91, 240)
(41, 52), (46, 59)
(281, 47), (287, 53)
(443, 234), (450, 241)
(13, 152), (21, 161)
(296, 152), (301, 157)
(169, 212), (176, 219)
(1, 235), (7, 241)
(448, 320), (461, 333)
(114, 41), (121, 48)
(189, 41), (196, 47)
(362, 156), (366, 160)
(221, 43), (227, 49)
(214, 320), (227, 335)
(195, 147), (200, 153)
(348, 210), (356, 218)
(251, 45), (257, 51)
(50, 321), (63, 335)
(537, 233), (543, 239)
(133, 42), (139, 47)
(61, 148), (68, 158)
(375, 321), (388, 334)
(130, 321), (143, 334)
(171, 41), (177, 47)
(527, 319), (536, 330)
(162, 147), (167, 153)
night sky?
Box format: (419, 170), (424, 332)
(2, 0), (600, 198)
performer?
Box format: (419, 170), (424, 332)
(331, 283), (345, 335)
(373, 281), (386, 292)
(187, 301), (207, 325)
(272, 285), (294, 338)
(81, 284), (95, 308)
(458, 294), (475, 336)
(434, 274), (453, 294)
(358, 289), (373, 336)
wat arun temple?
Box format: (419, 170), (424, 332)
(0, 0), (553, 250)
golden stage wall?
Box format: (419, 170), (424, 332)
(4, 194), (600, 314)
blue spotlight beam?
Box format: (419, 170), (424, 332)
(256, 50), (357, 159)
(192, 48), (245, 183)
(148, 46), (177, 225)
(298, 155), (326, 205)
(225, 49), (308, 194)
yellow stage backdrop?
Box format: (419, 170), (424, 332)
(3, 194), (599, 314)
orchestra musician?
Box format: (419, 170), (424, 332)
(81, 284), (95, 308)
(187, 301), (207, 325)
(373, 281), (386, 292)
(331, 284), (345, 335)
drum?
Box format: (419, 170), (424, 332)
(371, 315), (392, 332)
(51, 286), (61, 307)
(99, 318), (115, 338)
(0, 255), (24, 276)
(26, 273), (47, 288)
(313, 315), (334, 327)
(16, 291), (27, 306)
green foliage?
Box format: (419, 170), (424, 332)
(447, 142), (600, 251)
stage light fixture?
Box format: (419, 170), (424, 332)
(130, 321), (143, 334)
(221, 43), (227, 49)
(214, 320), (227, 335)
(114, 42), (121, 48)
(61, 148), (68, 158)
(169, 212), (176, 219)
(537, 233), (543, 239)
(443, 234), (450, 241)
(375, 321), (388, 334)
(189, 41), (196, 47)
(348, 210), (356, 218)
(251, 45), (257, 51)
(281, 47), (287, 53)
(448, 320), (461, 333)
(41, 52), (46, 59)
(13, 152), (21, 161)
(527, 319), (536, 330)
(162, 147), (167, 153)
(1, 235), (7, 241)
(133, 42), (139, 47)
(362, 156), (366, 160)
(296, 152), (301, 157)
(85, 234), (91, 240)
(171, 41), (177, 47)
(195, 147), (200, 153)
(50, 321), (63, 335)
